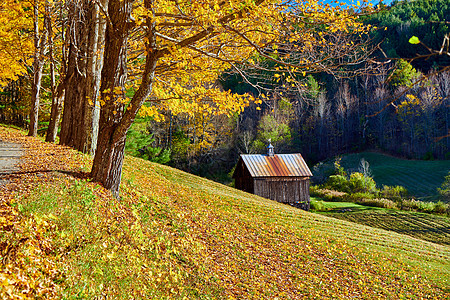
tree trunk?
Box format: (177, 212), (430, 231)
(59, 0), (106, 153)
(28, 61), (44, 137)
(28, 2), (47, 137)
(45, 84), (65, 142)
(45, 4), (65, 143)
(83, 0), (107, 154)
(59, 40), (88, 147)
(91, 0), (158, 196)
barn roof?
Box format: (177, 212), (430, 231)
(238, 154), (312, 178)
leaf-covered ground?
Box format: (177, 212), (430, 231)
(0, 125), (449, 299)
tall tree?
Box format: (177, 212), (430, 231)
(59, 0), (107, 153)
(0, 0), (33, 85)
(45, 0), (67, 143)
(68, 0), (372, 195)
(28, 0), (49, 137)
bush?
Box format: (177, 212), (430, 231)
(400, 199), (449, 215)
(345, 192), (375, 202)
(309, 185), (321, 195)
(348, 172), (377, 193)
(403, 199), (435, 213)
(357, 198), (398, 209)
(434, 201), (449, 214)
(310, 187), (347, 202)
(325, 175), (349, 193)
(423, 151), (435, 160)
(438, 173), (450, 203)
(310, 200), (327, 211)
(379, 185), (409, 202)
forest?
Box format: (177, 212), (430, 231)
(0, 0), (449, 186)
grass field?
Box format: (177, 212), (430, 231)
(311, 199), (450, 245)
(317, 152), (450, 201)
(1, 127), (450, 298)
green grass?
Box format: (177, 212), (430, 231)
(321, 152), (450, 201)
(311, 198), (380, 211)
(311, 199), (450, 245)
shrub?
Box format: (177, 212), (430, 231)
(438, 173), (450, 203)
(379, 185), (409, 202)
(434, 201), (449, 215)
(348, 172), (377, 193)
(333, 157), (347, 176)
(309, 187), (347, 202)
(423, 151), (435, 161)
(401, 199), (425, 211)
(400, 199), (449, 215)
(309, 185), (321, 195)
(345, 192), (375, 202)
(326, 175), (349, 193)
(357, 198), (398, 209)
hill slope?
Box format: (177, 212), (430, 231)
(318, 152), (450, 201)
(1, 126), (449, 298)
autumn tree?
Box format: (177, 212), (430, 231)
(45, 0), (68, 143)
(31, 0), (368, 196)
(28, 0), (51, 137)
(0, 0), (66, 138)
(0, 0), (35, 128)
(0, 1), (33, 84)
(58, 0), (107, 153)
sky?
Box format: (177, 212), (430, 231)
(321, 0), (395, 7)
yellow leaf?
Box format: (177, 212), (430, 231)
(409, 36), (420, 44)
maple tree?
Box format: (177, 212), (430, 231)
(0, 0), (60, 138)
(59, 0), (107, 153)
(0, 0), (34, 129)
(0, 1), (33, 85)
(86, 0), (372, 195)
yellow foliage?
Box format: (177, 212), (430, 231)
(120, 0), (370, 121)
(0, 0), (34, 84)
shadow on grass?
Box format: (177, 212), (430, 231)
(0, 170), (91, 180)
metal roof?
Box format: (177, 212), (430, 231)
(240, 154), (312, 178)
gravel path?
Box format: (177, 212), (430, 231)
(0, 140), (22, 175)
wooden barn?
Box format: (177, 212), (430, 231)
(233, 145), (312, 210)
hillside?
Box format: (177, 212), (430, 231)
(316, 151), (450, 201)
(0, 126), (449, 298)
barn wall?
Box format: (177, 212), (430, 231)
(254, 177), (310, 210)
(234, 161), (254, 193)
(235, 176), (254, 194)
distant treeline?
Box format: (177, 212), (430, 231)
(219, 0), (450, 164)
(367, 0), (450, 71)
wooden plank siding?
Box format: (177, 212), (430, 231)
(234, 157), (255, 193)
(254, 177), (310, 210)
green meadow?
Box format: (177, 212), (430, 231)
(318, 152), (450, 201)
